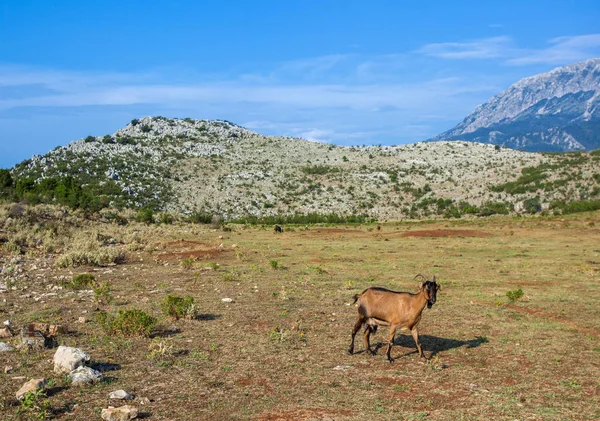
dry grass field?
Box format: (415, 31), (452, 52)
(1, 206), (599, 420)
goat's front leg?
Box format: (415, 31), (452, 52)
(385, 325), (398, 362)
(411, 327), (426, 359)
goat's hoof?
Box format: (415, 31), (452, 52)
(347, 348), (353, 355)
(387, 358), (394, 363)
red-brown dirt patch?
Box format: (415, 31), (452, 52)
(257, 408), (354, 421)
(401, 229), (490, 238)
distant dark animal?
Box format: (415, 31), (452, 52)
(274, 225), (284, 233)
(376, 225), (381, 231)
(348, 274), (440, 362)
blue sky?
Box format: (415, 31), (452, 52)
(1, 0), (600, 168)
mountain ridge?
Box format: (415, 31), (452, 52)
(431, 58), (600, 151)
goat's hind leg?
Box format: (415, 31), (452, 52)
(363, 324), (377, 356)
(348, 317), (364, 354)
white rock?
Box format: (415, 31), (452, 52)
(3, 320), (11, 327)
(101, 405), (139, 421)
(53, 346), (90, 373)
(68, 366), (103, 386)
(16, 378), (46, 400)
(0, 342), (15, 352)
(332, 365), (352, 371)
(221, 297), (234, 303)
(109, 390), (134, 400)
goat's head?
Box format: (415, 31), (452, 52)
(415, 274), (440, 308)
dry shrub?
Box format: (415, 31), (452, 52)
(55, 229), (126, 267)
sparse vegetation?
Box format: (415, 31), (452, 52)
(97, 309), (157, 337)
(160, 294), (199, 320)
(506, 288), (525, 302)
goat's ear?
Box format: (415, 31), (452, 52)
(418, 282), (424, 291)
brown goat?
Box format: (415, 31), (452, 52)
(348, 274), (440, 362)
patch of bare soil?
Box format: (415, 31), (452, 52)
(401, 229), (490, 238)
(257, 408), (354, 421)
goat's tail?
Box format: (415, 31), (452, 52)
(352, 288), (370, 304)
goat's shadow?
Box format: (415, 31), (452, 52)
(368, 334), (488, 358)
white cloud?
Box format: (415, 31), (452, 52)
(506, 34), (600, 65)
(416, 34), (600, 66)
(416, 36), (512, 59)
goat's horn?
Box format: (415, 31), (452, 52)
(433, 275), (437, 282)
(414, 273), (429, 282)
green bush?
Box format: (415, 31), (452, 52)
(131, 119), (139, 126)
(506, 288), (524, 302)
(97, 309), (157, 337)
(102, 135), (115, 144)
(136, 208), (154, 224)
(160, 295), (198, 320)
(93, 281), (113, 304)
(523, 197), (542, 214)
(550, 200), (600, 215)
(0, 169), (13, 188)
(84, 135), (96, 143)
(479, 202), (510, 216)
(65, 273), (95, 289)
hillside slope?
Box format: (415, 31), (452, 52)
(11, 117), (600, 220)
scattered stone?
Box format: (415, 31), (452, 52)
(54, 346), (91, 374)
(137, 397), (150, 405)
(231, 244), (238, 249)
(221, 297), (234, 303)
(0, 342), (15, 352)
(3, 320), (11, 327)
(4, 366), (13, 373)
(20, 325), (47, 350)
(78, 317), (87, 324)
(101, 405), (139, 421)
(332, 365), (352, 371)
(0, 327), (12, 338)
(68, 366), (103, 386)
(109, 390), (134, 400)
(16, 378), (46, 400)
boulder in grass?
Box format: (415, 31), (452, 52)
(68, 366), (103, 386)
(0, 342), (15, 352)
(53, 346), (90, 373)
(16, 378), (46, 400)
(101, 405), (139, 421)
(109, 390), (135, 400)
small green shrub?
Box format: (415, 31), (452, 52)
(160, 295), (198, 320)
(270, 260), (280, 269)
(84, 135), (96, 143)
(18, 389), (51, 419)
(181, 257), (194, 269)
(65, 273), (95, 289)
(506, 288), (524, 302)
(523, 197), (542, 214)
(135, 208), (154, 224)
(93, 281), (113, 304)
(97, 309), (157, 337)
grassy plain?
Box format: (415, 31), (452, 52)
(1, 208), (599, 420)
